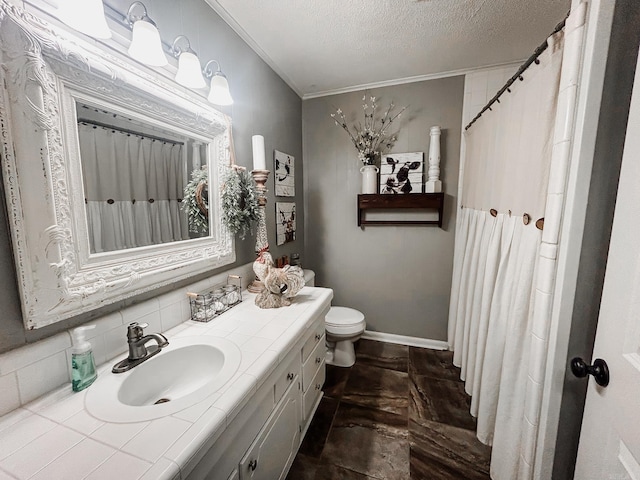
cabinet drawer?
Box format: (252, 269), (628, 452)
(303, 362), (325, 422)
(302, 339), (325, 392)
(301, 322), (325, 364)
(274, 349), (300, 405)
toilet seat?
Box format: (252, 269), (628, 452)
(325, 307), (366, 336)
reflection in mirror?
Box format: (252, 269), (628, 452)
(76, 102), (209, 253)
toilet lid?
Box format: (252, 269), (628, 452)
(325, 307), (365, 327)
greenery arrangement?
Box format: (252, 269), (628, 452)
(183, 166), (259, 239)
(220, 167), (259, 240)
(331, 95), (406, 165)
(182, 167), (210, 234)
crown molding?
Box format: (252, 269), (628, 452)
(302, 61), (524, 100)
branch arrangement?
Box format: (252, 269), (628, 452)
(331, 96), (406, 165)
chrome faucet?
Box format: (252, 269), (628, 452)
(126, 322), (169, 360)
(112, 322), (169, 373)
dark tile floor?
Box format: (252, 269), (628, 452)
(287, 339), (492, 480)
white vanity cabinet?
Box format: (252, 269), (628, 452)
(0, 287), (333, 480)
(186, 305), (328, 480)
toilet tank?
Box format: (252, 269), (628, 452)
(303, 269), (315, 287)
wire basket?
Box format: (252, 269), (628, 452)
(187, 275), (242, 323)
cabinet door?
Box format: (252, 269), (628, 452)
(274, 349), (300, 405)
(239, 383), (300, 480)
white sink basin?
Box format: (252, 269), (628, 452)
(86, 336), (241, 423)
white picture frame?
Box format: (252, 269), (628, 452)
(276, 203), (296, 246)
(274, 150), (295, 197)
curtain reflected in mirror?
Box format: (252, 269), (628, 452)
(76, 102), (210, 253)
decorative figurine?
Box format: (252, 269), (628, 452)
(254, 263), (305, 309)
(253, 250), (274, 286)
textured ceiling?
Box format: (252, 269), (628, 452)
(206, 0), (570, 98)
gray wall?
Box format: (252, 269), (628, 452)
(302, 78), (464, 340)
(0, 0), (303, 353)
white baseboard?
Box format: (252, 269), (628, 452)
(361, 330), (449, 350)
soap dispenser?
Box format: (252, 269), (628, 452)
(71, 325), (97, 392)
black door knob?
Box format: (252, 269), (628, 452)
(570, 357), (610, 387)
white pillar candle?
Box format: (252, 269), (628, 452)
(252, 135), (266, 171)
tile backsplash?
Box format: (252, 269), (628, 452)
(0, 263), (255, 417)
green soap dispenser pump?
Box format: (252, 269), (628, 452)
(71, 325), (97, 392)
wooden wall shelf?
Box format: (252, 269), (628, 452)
(357, 193), (444, 228)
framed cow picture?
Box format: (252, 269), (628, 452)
(380, 152), (424, 194)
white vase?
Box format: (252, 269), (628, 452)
(360, 165), (379, 194)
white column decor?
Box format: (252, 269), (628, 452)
(425, 125), (442, 193)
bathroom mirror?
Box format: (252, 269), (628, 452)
(0, 3), (235, 329)
(75, 101), (209, 253)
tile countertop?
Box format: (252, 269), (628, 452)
(0, 287), (333, 480)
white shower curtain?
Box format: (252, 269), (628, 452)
(448, 32), (564, 479)
(79, 124), (190, 253)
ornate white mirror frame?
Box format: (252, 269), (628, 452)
(0, 1), (235, 330)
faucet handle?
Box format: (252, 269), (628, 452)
(127, 322), (148, 341)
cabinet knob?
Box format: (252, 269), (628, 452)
(315, 333), (322, 341)
(287, 372), (295, 381)
(248, 459), (258, 471)
(315, 383), (322, 390)
(315, 357), (322, 364)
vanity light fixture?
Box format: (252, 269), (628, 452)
(57, 0), (111, 39)
(126, 1), (167, 67)
(203, 60), (233, 106)
(171, 36), (207, 89)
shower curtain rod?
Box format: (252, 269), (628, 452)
(77, 118), (185, 145)
(464, 13), (569, 131)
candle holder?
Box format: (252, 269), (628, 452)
(247, 169), (270, 293)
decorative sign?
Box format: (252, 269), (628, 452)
(380, 152), (424, 194)
(274, 150), (295, 197)
(276, 202), (296, 246)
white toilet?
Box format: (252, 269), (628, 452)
(303, 270), (366, 368)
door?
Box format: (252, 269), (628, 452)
(573, 49), (640, 479)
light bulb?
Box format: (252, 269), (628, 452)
(208, 73), (233, 106)
(128, 19), (167, 67)
(176, 51), (206, 89)
(58, 0), (111, 39)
